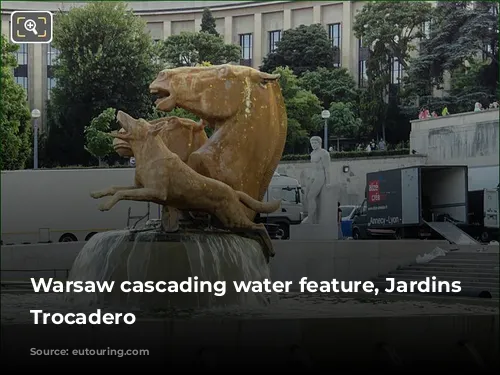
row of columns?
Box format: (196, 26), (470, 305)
(158, 1), (354, 71)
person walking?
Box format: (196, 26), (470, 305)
(337, 202), (343, 240)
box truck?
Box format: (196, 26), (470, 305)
(465, 188), (499, 242)
(351, 165), (480, 244)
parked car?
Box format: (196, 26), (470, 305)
(340, 205), (359, 238)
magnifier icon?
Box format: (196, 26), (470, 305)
(24, 19), (38, 35)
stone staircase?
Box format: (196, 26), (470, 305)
(373, 251), (499, 299)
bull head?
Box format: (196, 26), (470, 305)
(149, 65), (280, 121)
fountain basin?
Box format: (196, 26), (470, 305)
(65, 230), (271, 309)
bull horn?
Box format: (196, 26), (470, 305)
(259, 72), (280, 80)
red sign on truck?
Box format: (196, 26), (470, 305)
(368, 180), (381, 203)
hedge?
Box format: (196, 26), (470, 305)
(281, 149), (411, 161)
(19, 149), (412, 170)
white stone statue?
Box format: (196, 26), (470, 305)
(303, 136), (331, 224)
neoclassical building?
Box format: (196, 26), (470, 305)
(1, 0), (378, 129)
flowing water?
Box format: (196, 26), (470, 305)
(65, 229), (272, 309)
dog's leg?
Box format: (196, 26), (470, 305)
(91, 185), (137, 199)
(98, 188), (161, 212)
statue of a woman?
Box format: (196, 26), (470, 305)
(303, 136), (331, 224)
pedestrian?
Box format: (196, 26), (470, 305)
(378, 138), (386, 151)
(337, 202), (343, 240)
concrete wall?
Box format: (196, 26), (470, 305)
(277, 155), (427, 205)
(1, 239), (456, 283)
(1, 242), (82, 280)
(410, 109), (500, 168)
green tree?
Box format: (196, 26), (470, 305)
(46, 2), (159, 166)
(0, 35), (32, 170)
(354, 1), (431, 141)
(273, 67), (322, 153)
(261, 24), (335, 76)
(353, 1), (432, 71)
(403, 1), (498, 113)
(200, 8), (218, 36)
(162, 32), (240, 67)
(84, 108), (116, 166)
(300, 67), (359, 109)
(326, 102), (362, 140)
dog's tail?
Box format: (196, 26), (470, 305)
(237, 191), (281, 213)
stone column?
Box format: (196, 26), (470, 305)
(194, 17), (202, 32)
(341, 1), (352, 70)
(253, 13), (262, 69)
(283, 9), (291, 30)
(313, 5), (321, 24)
(224, 16), (233, 45)
(163, 20), (171, 38)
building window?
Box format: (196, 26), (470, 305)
(239, 33), (253, 66)
(13, 43), (28, 91)
(390, 57), (404, 85)
(358, 38), (368, 88)
(47, 44), (59, 99)
(268, 30), (281, 53)
(328, 23), (342, 67)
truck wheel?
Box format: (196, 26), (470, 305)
(59, 233), (78, 242)
(352, 228), (360, 240)
(480, 231), (490, 243)
(278, 223), (290, 240)
(394, 229), (402, 240)
(85, 232), (97, 241)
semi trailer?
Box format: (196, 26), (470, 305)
(1, 168), (303, 245)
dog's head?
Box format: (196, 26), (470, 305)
(113, 111), (163, 142)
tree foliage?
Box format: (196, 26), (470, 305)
(162, 32), (240, 67)
(403, 1), (499, 113)
(0, 35), (32, 170)
(261, 24), (335, 76)
(354, 1), (432, 70)
(300, 67), (359, 109)
(84, 107), (116, 165)
(272, 67), (322, 153)
(326, 102), (362, 139)
(46, 2), (159, 167)
(354, 1), (430, 140)
(200, 8), (218, 36)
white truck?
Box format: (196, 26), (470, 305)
(255, 171), (304, 239)
(1, 168), (303, 245)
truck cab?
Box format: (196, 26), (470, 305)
(256, 172), (303, 239)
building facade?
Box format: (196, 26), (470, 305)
(1, 1), (372, 129)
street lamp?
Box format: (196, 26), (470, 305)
(321, 109), (330, 150)
(31, 109), (41, 169)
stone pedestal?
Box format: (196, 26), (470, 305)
(291, 185), (338, 241)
